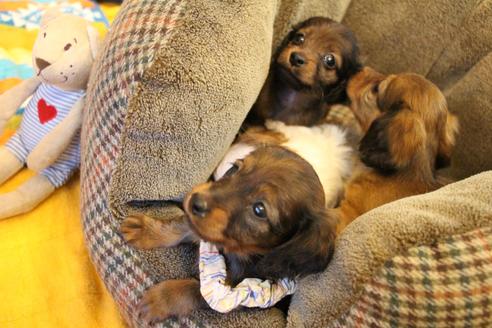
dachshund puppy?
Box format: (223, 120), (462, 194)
(120, 121), (353, 322)
(246, 16), (361, 126)
(335, 67), (459, 231)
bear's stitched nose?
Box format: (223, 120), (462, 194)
(35, 57), (51, 72)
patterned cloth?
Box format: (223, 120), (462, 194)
(0, 0), (108, 29)
(331, 227), (492, 327)
(199, 239), (297, 313)
(81, 1), (190, 327)
(5, 83), (83, 187)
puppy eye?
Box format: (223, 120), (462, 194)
(224, 164), (239, 177)
(252, 202), (267, 218)
(64, 43), (72, 51)
(323, 54), (336, 69)
(43, 32), (46, 38)
(291, 33), (305, 45)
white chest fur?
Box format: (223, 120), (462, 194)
(214, 121), (352, 207)
(266, 120), (352, 207)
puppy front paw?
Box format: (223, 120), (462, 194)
(138, 279), (202, 323)
(120, 214), (159, 249)
(120, 213), (190, 249)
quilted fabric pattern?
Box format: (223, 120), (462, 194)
(331, 227), (492, 327)
(80, 1), (196, 327)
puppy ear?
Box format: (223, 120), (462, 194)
(435, 113), (459, 169)
(386, 109), (427, 169)
(360, 104), (426, 173)
(257, 209), (336, 280)
(359, 112), (396, 173)
(323, 80), (348, 105)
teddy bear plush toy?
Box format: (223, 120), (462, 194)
(0, 9), (100, 219)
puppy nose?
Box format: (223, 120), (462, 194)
(190, 193), (208, 217)
(290, 52), (305, 67)
(35, 57), (51, 72)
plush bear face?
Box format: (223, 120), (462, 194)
(32, 10), (100, 91)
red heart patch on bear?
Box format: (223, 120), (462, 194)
(37, 98), (57, 124)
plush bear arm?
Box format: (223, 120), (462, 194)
(0, 77), (41, 133)
(27, 96), (84, 172)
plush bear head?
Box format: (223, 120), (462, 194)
(32, 9), (101, 91)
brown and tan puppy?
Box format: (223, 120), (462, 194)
(335, 67), (459, 231)
(120, 121), (353, 322)
(246, 16), (361, 126)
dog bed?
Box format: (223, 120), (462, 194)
(81, 0), (492, 327)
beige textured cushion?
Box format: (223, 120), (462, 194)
(82, 0), (492, 327)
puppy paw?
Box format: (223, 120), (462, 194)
(120, 214), (160, 249)
(138, 279), (201, 323)
(120, 213), (190, 249)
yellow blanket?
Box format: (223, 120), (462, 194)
(0, 172), (125, 328)
(0, 2), (125, 327)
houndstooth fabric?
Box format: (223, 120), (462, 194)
(330, 227), (492, 327)
(80, 1), (200, 327)
(80, 1), (492, 327)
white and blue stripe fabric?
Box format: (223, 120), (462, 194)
(5, 83), (84, 187)
(199, 241), (297, 313)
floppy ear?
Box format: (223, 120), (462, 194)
(257, 209), (336, 280)
(328, 55), (362, 105)
(323, 79), (349, 105)
(435, 113), (459, 169)
(41, 8), (61, 28)
(359, 111), (396, 173)
(86, 25), (101, 60)
(360, 104), (426, 174)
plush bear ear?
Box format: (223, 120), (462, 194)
(41, 8), (62, 28)
(86, 25), (101, 60)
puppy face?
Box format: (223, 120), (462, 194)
(347, 68), (459, 174)
(275, 17), (361, 103)
(183, 146), (336, 279)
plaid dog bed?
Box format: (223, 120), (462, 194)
(81, 0), (492, 327)
(81, 1), (188, 327)
(332, 227), (492, 327)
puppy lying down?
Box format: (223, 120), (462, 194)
(120, 121), (353, 322)
(335, 67), (459, 231)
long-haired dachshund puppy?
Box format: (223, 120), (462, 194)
(335, 67), (459, 231)
(120, 121), (353, 322)
(246, 16), (361, 126)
